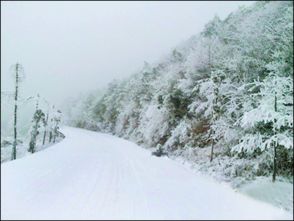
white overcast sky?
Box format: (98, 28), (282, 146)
(1, 1), (254, 106)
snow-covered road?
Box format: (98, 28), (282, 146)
(1, 127), (292, 220)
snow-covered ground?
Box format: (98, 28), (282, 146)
(1, 127), (292, 220)
(1, 137), (63, 163)
(238, 177), (293, 212)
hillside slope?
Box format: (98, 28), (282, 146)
(65, 1), (293, 183)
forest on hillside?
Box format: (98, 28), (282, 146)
(65, 1), (293, 183)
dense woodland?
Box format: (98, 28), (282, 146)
(66, 1), (293, 182)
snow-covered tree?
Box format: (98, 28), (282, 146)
(67, 1), (293, 179)
(28, 108), (45, 153)
(232, 70), (293, 181)
(50, 108), (62, 143)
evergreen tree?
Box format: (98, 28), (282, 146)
(28, 108), (45, 154)
(52, 109), (62, 143)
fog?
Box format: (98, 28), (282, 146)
(1, 1), (254, 107)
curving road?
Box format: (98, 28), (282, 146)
(1, 127), (292, 220)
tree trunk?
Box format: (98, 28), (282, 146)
(209, 42), (214, 162)
(49, 131), (52, 143)
(28, 136), (36, 154)
(210, 138), (214, 162)
(53, 131), (56, 143)
(209, 114), (214, 163)
(42, 112), (49, 145)
(273, 143), (277, 182)
(12, 64), (19, 160)
(42, 130), (47, 145)
(210, 79), (219, 163)
(272, 92), (277, 182)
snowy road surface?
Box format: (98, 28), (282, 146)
(1, 127), (292, 220)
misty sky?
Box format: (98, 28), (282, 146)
(1, 1), (254, 106)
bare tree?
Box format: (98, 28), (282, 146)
(11, 63), (25, 160)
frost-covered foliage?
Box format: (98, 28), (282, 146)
(63, 90), (103, 131)
(1, 100), (65, 162)
(49, 108), (63, 143)
(69, 2), (293, 179)
(28, 109), (45, 153)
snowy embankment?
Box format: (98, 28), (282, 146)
(1, 127), (292, 220)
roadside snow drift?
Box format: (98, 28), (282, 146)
(1, 127), (292, 220)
